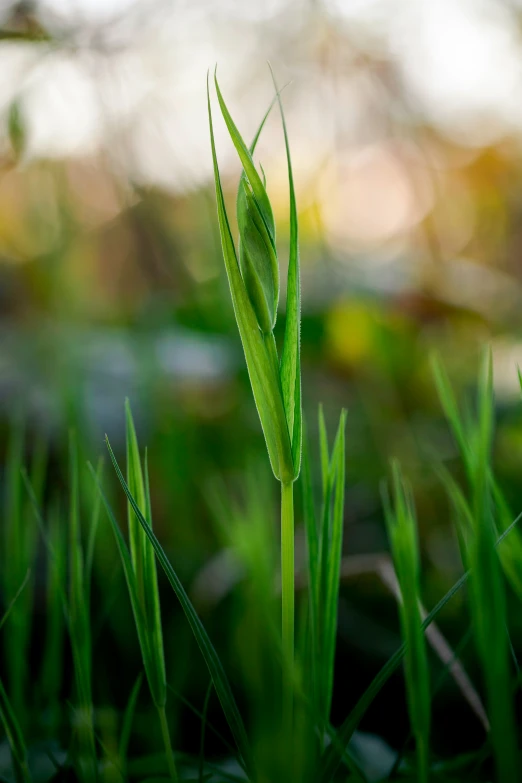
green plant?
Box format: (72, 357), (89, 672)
(208, 66), (302, 731)
(433, 353), (519, 783)
(95, 401), (178, 781)
(383, 462), (430, 783)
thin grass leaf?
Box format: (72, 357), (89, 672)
(465, 352), (518, 783)
(384, 463), (430, 783)
(68, 432), (92, 708)
(431, 355), (470, 471)
(85, 457), (103, 614)
(68, 433), (97, 782)
(167, 684), (237, 758)
(21, 471), (67, 717)
(100, 442), (253, 778)
(143, 447), (167, 710)
(119, 673), (143, 768)
(0, 679), (30, 783)
(270, 63), (302, 478)
(319, 509), (522, 782)
(318, 405), (329, 499)
(2, 420), (34, 729)
(125, 402), (167, 710)
(322, 410), (347, 724)
(0, 570), (31, 633)
(199, 680), (213, 783)
(300, 428), (319, 713)
(214, 71), (275, 247)
(0, 565), (33, 779)
(87, 464), (156, 709)
(492, 481), (522, 603)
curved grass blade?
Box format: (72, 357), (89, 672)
(87, 464), (160, 715)
(0, 569), (30, 633)
(269, 64), (302, 478)
(125, 402), (167, 711)
(300, 427), (319, 714)
(0, 679), (30, 783)
(0, 578), (31, 782)
(199, 680), (213, 783)
(322, 411), (347, 724)
(384, 464), (430, 783)
(102, 439), (253, 778)
(119, 673), (143, 770)
(466, 352), (518, 783)
(214, 71), (275, 247)
(319, 510), (522, 782)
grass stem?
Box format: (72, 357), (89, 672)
(281, 480), (295, 733)
(158, 705), (178, 782)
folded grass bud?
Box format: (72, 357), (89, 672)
(237, 176), (279, 334)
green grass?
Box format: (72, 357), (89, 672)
(1, 70), (522, 783)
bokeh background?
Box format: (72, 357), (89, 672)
(3, 0), (522, 771)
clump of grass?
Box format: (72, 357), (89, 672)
(92, 401), (178, 782)
(434, 353), (519, 782)
(300, 407), (347, 747)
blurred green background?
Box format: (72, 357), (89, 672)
(2, 0), (522, 771)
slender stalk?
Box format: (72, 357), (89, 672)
(158, 705), (178, 782)
(281, 480), (295, 730)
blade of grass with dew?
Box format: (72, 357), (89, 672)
(125, 402), (177, 782)
(384, 463), (430, 783)
(319, 509), (522, 782)
(466, 354), (518, 782)
(93, 448), (253, 779)
(67, 432), (97, 782)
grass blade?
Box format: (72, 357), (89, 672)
(0, 679), (30, 783)
(384, 463), (430, 783)
(119, 673), (143, 768)
(214, 70), (275, 247)
(322, 411), (347, 724)
(270, 64), (302, 478)
(101, 439), (254, 778)
(319, 510), (522, 782)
